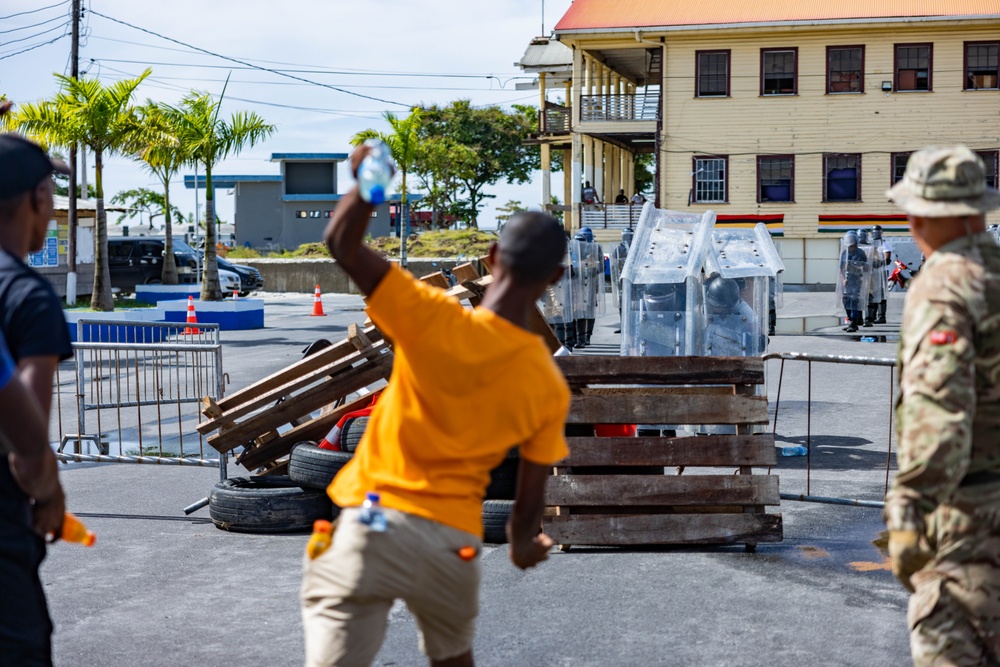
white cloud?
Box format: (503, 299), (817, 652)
(2, 0), (572, 231)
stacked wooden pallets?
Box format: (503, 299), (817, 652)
(545, 355), (782, 551)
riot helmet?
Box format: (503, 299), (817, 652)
(857, 228), (870, 244)
(621, 228), (634, 246)
(578, 227), (594, 243)
(844, 230), (859, 245)
(643, 284), (680, 312)
(872, 225), (883, 241)
(705, 275), (741, 311)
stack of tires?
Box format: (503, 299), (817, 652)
(208, 416), (518, 543)
(208, 417), (369, 534)
(483, 449), (518, 544)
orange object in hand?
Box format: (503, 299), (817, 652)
(458, 545), (477, 561)
(61, 513), (96, 547)
(307, 520), (334, 560)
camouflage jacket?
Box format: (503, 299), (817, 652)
(884, 232), (1000, 533)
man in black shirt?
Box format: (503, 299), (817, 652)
(0, 133), (73, 666)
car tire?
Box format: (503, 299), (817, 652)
(209, 475), (334, 534)
(485, 448), (519, 500)
(482, 500), (513, 544)
(341, 417), (369, 454)
(289, 443), (353, 490)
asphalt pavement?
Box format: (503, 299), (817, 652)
(45, 288), (914, 666)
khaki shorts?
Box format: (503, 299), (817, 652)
(301, 507), (482, 666)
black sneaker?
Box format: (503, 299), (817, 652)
(874, 317), (887, 324)
(845, 324), (859, 333)
(863, 321), (874, 328)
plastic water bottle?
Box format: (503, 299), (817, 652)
(781, 445), (808, 457)
(358, 492), (387, 532)
(357, 139), (395, 206)
(306, 519), (333, 560)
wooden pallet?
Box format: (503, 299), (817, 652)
(198, 324), (393, 473)
(546, 355), (781, 550)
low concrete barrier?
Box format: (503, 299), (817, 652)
(228, 257), (482, 294)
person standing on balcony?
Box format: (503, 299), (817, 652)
(614, 189), (628, 204)
(581, 181), (599, 205)
(0, 132), (72, 666)
(883, 146), (1000, 667)
(631, 189), (646, 205)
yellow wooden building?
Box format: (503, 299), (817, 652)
(524, 0), (1000, 283)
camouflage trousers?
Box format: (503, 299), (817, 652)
(908, 503), (1000, 666)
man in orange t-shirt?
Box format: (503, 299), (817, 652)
(300, 145), (570, 667)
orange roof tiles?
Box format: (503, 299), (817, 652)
(554, 0), (1000, 32)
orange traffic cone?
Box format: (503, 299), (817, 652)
(232, 289), (239, 301)
(310, 284), (326, 317)
(183, 296), (200, 334)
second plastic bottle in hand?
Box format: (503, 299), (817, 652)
(358, 492), (387, 532)
(306, 519), (333, 560)
(61, 512), (96, 546)
(357, 139), (395, 206)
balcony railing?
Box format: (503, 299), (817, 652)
(540, 103), (572, 134)
(579, 203), (644, 229)
(580, 88), (660, 122)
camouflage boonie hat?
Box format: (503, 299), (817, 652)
(886, 146), (1000, 217)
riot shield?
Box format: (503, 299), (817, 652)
(702, 276), (767, 357)
(576, 240), (606, 318)
(836, 239), (871, 322)
(610, 240), (630, 311)
(868, 239), (886, 304)
(537, 251), (575, 347)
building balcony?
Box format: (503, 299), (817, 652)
(581, 88), (660, 123)
(540, 102), (572, 134)
(579, 203), (644, 230)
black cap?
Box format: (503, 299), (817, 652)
(0, 133), (70, 199)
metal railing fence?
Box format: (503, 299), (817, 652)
(764, 351), (896, 509)
(579, 203), (644, 229)
(54, 320), (227, 477)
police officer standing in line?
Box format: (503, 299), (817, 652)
(883, 146), (1000, 666)
(838, 230), (868, 332)
(871, 225), (890, 324)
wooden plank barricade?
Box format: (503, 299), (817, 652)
(547, 355), (782, 551)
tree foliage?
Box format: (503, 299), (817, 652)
(416, 101), (537, 228)
(111, 187), (184, 227)
(168, 88), (273, 300)
(16, 70), (150, 311)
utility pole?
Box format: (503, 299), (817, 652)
(66, 0), (80, 306)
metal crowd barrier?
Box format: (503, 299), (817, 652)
(54, 320), (227, 480)
(764, 351), (896, 509)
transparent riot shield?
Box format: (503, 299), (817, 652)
(702, 275), (768, 357)
(868, 239), (886, 305)
(990, 224), (1000, 245)
(537, 251), (575, 347)
(836, 238), (872, 323)
(610, 239), (630, 311)
(577, 240), (606, 318)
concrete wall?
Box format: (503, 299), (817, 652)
(228, 258), (482, 294)
(234, 182), (392, 250)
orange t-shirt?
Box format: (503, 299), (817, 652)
(328, 266), (570, 537)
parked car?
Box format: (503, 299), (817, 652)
(107, 237), (240, 296)
(217, 257), (263, 296)
(108, 237), (198, 294)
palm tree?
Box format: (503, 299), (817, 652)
(17, 71), (150, 311)
(169, 89), (273, 300)
(351, 109), (422, 267)
(133, 102), (190, 284)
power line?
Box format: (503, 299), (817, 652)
(0, 19), (70, 47)
(87, 37), (531, 81)
(88, 9), (412, 108)
(88, 60), (534, 92)
(0, 32), (68, 61)
(0, 0), (68, 21)
(0, 12), (67, 35)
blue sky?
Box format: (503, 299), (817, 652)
(1, 0), (573, 229)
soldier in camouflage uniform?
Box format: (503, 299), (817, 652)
(883, 146), (1000, 666)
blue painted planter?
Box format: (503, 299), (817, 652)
(134, 284), (201, 305)
(65, 310), (167, 343)
(158, 298), (264, 331)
